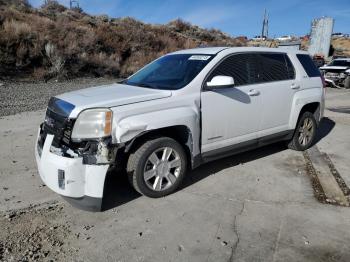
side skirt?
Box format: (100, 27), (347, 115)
(194, 130), (294, 167)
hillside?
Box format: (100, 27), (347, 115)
(0, 0), (246, 80)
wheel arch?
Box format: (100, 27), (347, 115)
(124, 125), (195, 169)
(289, 88), (323, 130)
(292, 101), (321, 130)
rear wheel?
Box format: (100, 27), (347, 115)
(288, 112), (317, 151)
(127, 137), (187, 198)
(344, 76), (350, 89)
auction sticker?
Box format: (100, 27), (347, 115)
(188, 55), (211, 61)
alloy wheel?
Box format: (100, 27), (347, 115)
(143, 147), (182, 191)
(298, 117), (314, 146)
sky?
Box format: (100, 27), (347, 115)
(29, 0), (350, 38)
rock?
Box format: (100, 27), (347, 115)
(221, 241), (228, 246)
(5, 212), (16, 219)
(83, 225), (94, 231)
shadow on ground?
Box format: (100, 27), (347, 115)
(314, 117), (335, 144)
(101, 117), (335, 211)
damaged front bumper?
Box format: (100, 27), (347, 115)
(323, 72), (347, 88)
(35, 128), (112, 211)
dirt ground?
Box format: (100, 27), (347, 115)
(1, 84), (350, 262)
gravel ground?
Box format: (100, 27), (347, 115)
(0, 202), (76, 262)
(0, 78), (118, 117)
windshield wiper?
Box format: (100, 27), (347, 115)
(137, 83), (156, 88)
(123, 81), (164, 89)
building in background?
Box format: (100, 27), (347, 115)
(278, 41), (301, 50)
(308, 17), (334, 57)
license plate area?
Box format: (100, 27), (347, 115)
(37, 125), (47, 158)
(58, 169), (65, 189)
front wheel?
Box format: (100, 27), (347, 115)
(288, 112), (317, 151)
(127, 137), (187, 198)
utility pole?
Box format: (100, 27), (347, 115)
(261, 9), (269, 39)
(69, 0), (80, 9)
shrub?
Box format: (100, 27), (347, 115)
(45, 43), (65, 77)
(3, 20), (32, 38)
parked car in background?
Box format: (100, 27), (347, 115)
(252, 36), (266, 41)
(312, 55), (325, 68)
(320, 58), (350, 88)
(276, 35), (292, 42)
(35, 47), (325, 211)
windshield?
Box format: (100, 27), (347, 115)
(124, 54), (214, 90)
(329, 60), (350, 67)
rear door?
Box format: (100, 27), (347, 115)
(201, 53), (263, 154)
(253, 53), (297, 136)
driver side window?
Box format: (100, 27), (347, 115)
(208, 54), (256, 86)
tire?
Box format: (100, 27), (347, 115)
(344, 76), (350, 89)
(288, 112), (317, 151)
(127, 137), (187, 198)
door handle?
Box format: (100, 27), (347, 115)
(247, 89), (260, 96)
(291, 83), (300, 89)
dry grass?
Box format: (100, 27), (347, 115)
(332, 38), (350, 56)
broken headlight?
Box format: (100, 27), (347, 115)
(71, 108), (113, 142)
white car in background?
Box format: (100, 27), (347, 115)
(276, 35), (293, 42)
(320, 58), (350, 88)
(35, 47), (325, 211)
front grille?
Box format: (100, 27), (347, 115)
(325, 72), (340, 77)
(41, 97), (76, 148)
(43, 109), (68, 147)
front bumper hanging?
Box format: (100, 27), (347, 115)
(35, 129), (110, 211)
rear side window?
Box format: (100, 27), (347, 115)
(208, 52), (295, 87)
(256, 53), (295, 83)
(207, 54), (259, 86)
(296, 54), (321, 77)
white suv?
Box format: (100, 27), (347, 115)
(35, 47), (325, 211)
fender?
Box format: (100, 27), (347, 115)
(114, 106), (200, 157)
(289, 88), (323, 129)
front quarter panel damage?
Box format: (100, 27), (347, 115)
(114, 106), (200, 158)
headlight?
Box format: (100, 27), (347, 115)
(71, 108), (112, 141)
(340, 72), (346, 78)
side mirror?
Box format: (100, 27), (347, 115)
(206, 75), (234, 88)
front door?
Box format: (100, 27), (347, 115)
(201, 53), (262, 154)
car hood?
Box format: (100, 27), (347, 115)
(56, 83), (172, 118)
(319, 65), (348, 71)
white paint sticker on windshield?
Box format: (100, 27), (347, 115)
(188, 55), (211, 61)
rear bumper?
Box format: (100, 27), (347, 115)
(35, 130), (109, 211)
